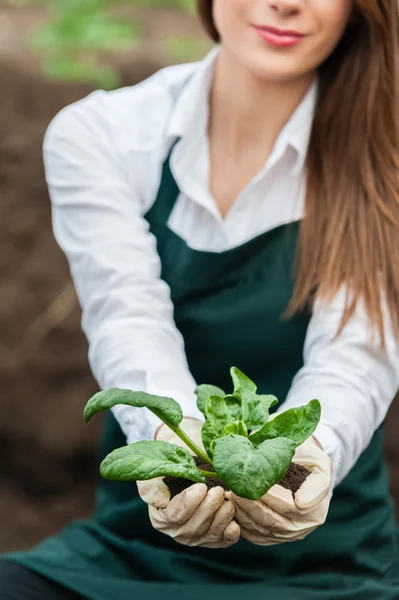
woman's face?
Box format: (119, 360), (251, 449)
(213, 0), (354, 81)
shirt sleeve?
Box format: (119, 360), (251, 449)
(43, 97), (203, 444)
(282, 288), (399, 487)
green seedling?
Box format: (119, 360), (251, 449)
(84, 367), (321, 500)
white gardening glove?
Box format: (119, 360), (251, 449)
(228, 436), (333, 545)
(137, 418), (240, 548)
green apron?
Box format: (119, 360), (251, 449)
(5, 149), (399, 599)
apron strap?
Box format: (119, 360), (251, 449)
(144, 140), (180, 225)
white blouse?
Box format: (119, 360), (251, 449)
(43, 48), (399, 488)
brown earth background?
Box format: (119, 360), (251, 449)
(1, 2), (399, 554)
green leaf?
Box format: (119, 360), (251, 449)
(84, 388), (183, 428)
(205, 395), (231, 432)
(100, 440), (206, 483)
(231, 367), (257, 399)
(224, 394), (243, 421)
(210, 438), (217, 456)
(195, 384), (225, 416)
(221, 421), (248, 438)
(230, 367), (278, 429)
(249, 400), (321, 447)
(213, 434), (296, 500)
(201, 419), (219, 458)
(244, 394), (278, 430)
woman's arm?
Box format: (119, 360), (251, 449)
(43, 95), (202, 444)
(283, 287), (399, 486)
(229, 289), (399, 545)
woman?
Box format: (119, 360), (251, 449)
(1, 0), (399, 598)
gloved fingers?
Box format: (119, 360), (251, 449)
(231, 491), (322, 535)
(190, 520), (240, 549)
(137, 478), (170, 509)
(232, 503), (271, 535)
(148, 504), (171, 530)
(223, 520), (241, 545)
(229, 492), (294, 531)
(293, 440), (333, 478)
(148, 503), (212, 547)
(262, 444), (332, 514)
(201, 499), (236, 543)
(267, 522), (320, 542)
(260, 484), (297, 517)
(165, 483), (208, 525)
(178, 486), (226, 536)
(240, 519), (319, 545)
(294, 468), (332, 510)
(197, 505), (240, 548)
(149, 486), (230, 546)
(261, 483), (321, 518)
(227, 494), (276, 528)
(197, 540), (235, 549)
(153, 498), (239, 549)
(148, 508), (209, 549)
(266, 495), (330, 541)
(239, 526), (282, 546)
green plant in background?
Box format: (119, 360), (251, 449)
(7, 0), (204, 89)
(33, 0), (138, 89)
(84, 367), (321, 501)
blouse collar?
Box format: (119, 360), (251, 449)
(166, 46), (318, 177)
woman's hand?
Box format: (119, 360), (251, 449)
(137, 418), (240, 548)
(228, 437), (333, 545)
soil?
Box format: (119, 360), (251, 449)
(164, 457), (310, 499)
(279, 463), (310, 496)
(1, 1), (399, 556)
(164, 459), (229, 498)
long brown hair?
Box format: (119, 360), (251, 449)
(197, 0), (399, 346)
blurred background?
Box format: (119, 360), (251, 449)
(0, 0), (398, 554)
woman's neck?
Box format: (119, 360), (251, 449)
(209, 47), (316, 159)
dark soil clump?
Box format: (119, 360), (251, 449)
(279, 463), (310, 496)
(164, 457), (310, 500)
(164, 458), (229, 499)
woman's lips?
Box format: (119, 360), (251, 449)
(254, 25), (305, 48)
